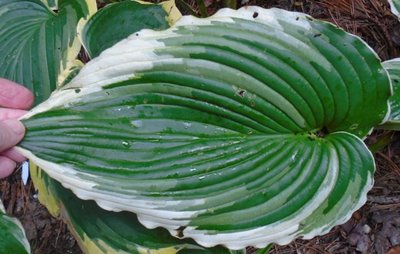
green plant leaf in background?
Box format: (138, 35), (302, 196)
(384, 58), (400, 121)
(195, 0), (208, 17)
(223, 0), (237, 9)
(0, 200), (30, 254)
(29, 165), (240, 254)
(17, 7), (391, 249)
(389, 0), (400, 18)
(81, 0), (181, 58)
(1, 1), (194, 253)
(379, 58), (400, 130)
(0, 0), (96, 104)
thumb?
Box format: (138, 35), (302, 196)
(0, 120), (25, 152)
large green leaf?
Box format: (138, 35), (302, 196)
(0, 0), (96, 104)
(29, 165), (238, 254)
(0, 200), (30, 254)
(389, 0), (400, 18)
(379, 58), (400, 130)
(81, 0), (181, 58)
(18, 7), (390, 249)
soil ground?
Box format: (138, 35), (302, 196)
(1, 0), (400, 253)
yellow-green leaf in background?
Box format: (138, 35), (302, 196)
(29, 166), (239, 254)
(0, 0), (96, 104)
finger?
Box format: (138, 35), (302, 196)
(0, 78), (34, 109)
(2, 148), (26, 163)
(0, 156), (16, 179)
(0, 120), (25, 152)
(0, 108), (28, 121)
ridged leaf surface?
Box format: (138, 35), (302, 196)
(379, 58), (400, 130)
(383, 58), (400, 121)
(29, 166), (236, 254)
(0, 0), (95, 104)
(19, 7), (391, 249)
(0, 201), (30, 254)
(81, 0), (181, 58)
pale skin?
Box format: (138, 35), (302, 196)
(0, 78), (34, 179)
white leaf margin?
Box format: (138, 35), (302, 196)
(389, 0), (400, 18)
(0, 200), (31, 253)
(18, 6), (379, 250)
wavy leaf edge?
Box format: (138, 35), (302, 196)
(0, 200), (31, 254)
(18, 6), (388, 249)
(381, 58), (400, 126)
(389, 0), (400, 18)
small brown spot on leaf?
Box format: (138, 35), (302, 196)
(253, 12), (258, 18)
(236, 89), (246, 98)
(176, 226), (186, 238)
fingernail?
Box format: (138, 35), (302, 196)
(3, 119), (25, 135)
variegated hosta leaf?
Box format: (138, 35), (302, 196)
(389, 0), (400, 18)
(379, 58), (400, 130)
(29, 166), (238, 254)
(0, 0), (96, 104)
(18, 7), (390, 249)
(81, 0), (181, 58)
(0, 200), (30, 254)
(383, 59), (400, 119)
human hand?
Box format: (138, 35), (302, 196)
(0, 78), (34, 179)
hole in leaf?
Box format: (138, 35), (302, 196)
(176, 226), (186, 238)
(253, 12), (259, 18)
(236, 89), (246, 98)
